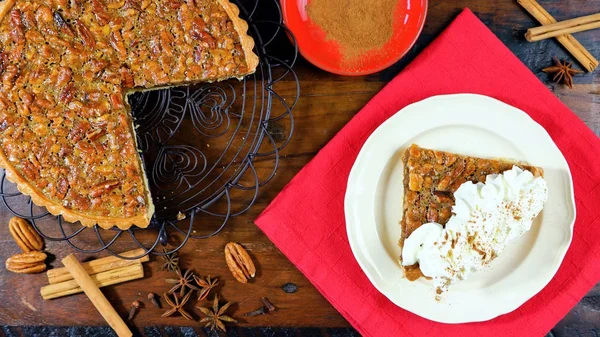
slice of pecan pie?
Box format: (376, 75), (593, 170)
(0, 0), (258, 229)
(400, 144), (543, 281)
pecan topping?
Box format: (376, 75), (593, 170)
(86, 128), (106, 141)
(0, 92), (13, 111)
(160, 31), (175, 56)
(0, 51), (8, 74)
(107, 0), (125, 9)
(56, 67), (73, 87)
(426, 206), (438, 223)
(408, 173), (424, 191)
(198, 31), (216, 48)
(436, 176), (452, 191)
(5, 251), (47, 274)
(53, 11), (75, 37)
(110, 93), (124, 107)
(9, 10), (25, 59)
(190, 17), (206, 39)
(35, 5), (53, 25)
(120, 66), (134, 88)
(165, 0), (183, 9)
(123, 0), (141, 10)
(89, 179), (120, 197)
(90, 114), (110, 127)
(433, 191), (453, 203)
(2, 64), (18, 87)
(21, 10), (36, 29)
(56, 177), (69, 199)
(224, 242), (256, 284)
(35, 96), (56, 109)
(18, 89), (33, 104)
(92, 0), (111, 26)
(109, 31), (127, 59)
(74, 20), (96, 48)
(58, 82), (76, 105)
(20, 159), (39, 180)
(8, 216), (44, 252)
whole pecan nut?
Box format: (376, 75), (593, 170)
(8, 216), (44, 252)
(5, 251), (47, 274)
(224, 242), (256, 284)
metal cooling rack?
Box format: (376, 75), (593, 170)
(0, 0), (298, 259)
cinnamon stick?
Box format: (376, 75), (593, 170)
(46, 248), (149, 284)
(62, 254), (132, 337)
(517, 0), (598, 72)
(41, 264), (144, 300)
(526, 13), (600, 42)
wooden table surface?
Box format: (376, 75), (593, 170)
(1, 0), (599, 336)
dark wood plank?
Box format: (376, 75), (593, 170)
(1, 326), (362, 337)
(0, 0), (598, 334)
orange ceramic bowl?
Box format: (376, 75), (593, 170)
(281, 0), (428, 76)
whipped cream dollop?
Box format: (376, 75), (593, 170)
(401, 166), (548, 293)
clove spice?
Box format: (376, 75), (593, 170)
(148, 293), (161, 308)
(262, 297), (275, 312)
(244, 306), (267, 317)
(244, 298), (276, 317)
(128, 301), (140, 321)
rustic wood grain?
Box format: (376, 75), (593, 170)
(0, 0), (598, 334)
(0, 326), (363, 337)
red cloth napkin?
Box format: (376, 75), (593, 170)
(255, 8), (600, 337)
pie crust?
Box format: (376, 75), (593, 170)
(0, 0), (258, 229)
(400, 144), (543, 280)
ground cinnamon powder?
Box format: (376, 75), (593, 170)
(307, 0), (398, 62)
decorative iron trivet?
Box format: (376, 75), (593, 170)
(0, 0), (298, 259)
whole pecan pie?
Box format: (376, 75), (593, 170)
(0, 0), (258, 229)
(400, 144), (543, 281)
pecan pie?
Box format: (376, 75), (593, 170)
(0, 0), (258, 229)
(400, 144), (543, 281)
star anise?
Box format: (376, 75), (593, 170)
(161, 248), (179, 272)
(193, 275), (219, 301)
(197, 295), (237, 332)
(166, 269), (199, 297)
(161, 291), (193, 320)
(542, 57), (583, 89)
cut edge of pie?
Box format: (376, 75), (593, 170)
(0, 0), (259, 230)
(399, 144), (544, 281)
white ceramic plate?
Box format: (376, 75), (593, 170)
(345, 94), (575, 323)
